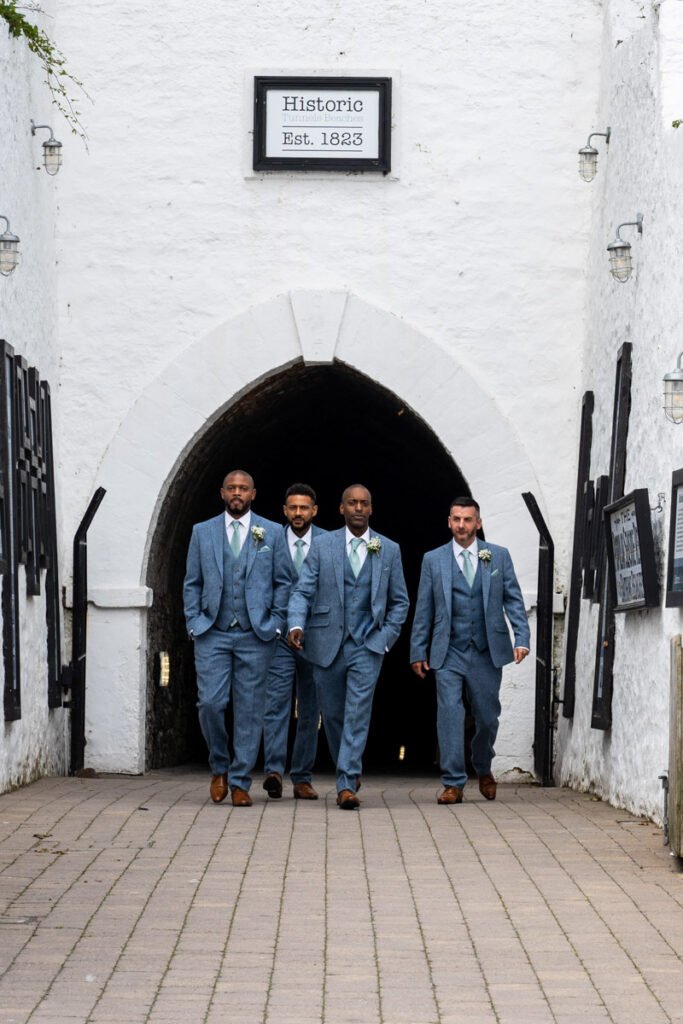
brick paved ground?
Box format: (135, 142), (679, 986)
(0, 770), (682, 1024)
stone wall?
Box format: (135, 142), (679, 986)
(556, 0), (683, 824)
(0, 7), (67, 791)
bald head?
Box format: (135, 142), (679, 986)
(220, 470), (256, 518)
(340, 483), (373, 537)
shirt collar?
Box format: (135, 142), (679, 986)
(226, 509), (251, 533)
(346, 526), (370, 546)
(452, 538), (478, 559)
(287, 524), (312, 544)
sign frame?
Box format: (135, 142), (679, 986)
(666, 468), (683, 606)
(603, 488), (659, 612)
(253, 76), (392, 173)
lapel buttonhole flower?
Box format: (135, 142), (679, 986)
(478, 548), (492, 563)
(251, 525), (266, 543)
(366, 537), (382, 555)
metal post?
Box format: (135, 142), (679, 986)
(521, 492), (555, 787)
(63, 487), (106, 774)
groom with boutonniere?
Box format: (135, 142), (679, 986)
(410, 497), (529, 805)
(287, 484), (409, 810)
(183, 470), (290, 807)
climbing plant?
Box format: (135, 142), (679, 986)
(0, 1), (87, 138)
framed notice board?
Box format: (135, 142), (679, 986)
(666, 468), (683, 606)
(603, 488), (658, 612)
(253, 76), (392, 172)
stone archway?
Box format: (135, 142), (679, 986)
(144, 360), (470, 771)
(83, 291), (540, 774)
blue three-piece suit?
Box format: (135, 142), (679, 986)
(183, 513), (291, 792)
(410, 541), (530, 790)
(288, 528), (409, 794)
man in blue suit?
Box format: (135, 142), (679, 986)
(183, 470), (291, 807)
(262, 483), (326, 801)
(288, 484), (409, 809)
(410, 497), (530, 804)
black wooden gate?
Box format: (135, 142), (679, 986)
(522, 492), (555, 786)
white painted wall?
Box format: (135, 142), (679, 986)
(50, 1), (602, 775)
(0, 8), (68, 791)
(556, 0), (683, 824)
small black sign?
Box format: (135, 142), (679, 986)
(253, 76), (392, 173)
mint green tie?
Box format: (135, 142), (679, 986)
(293, 539), (305, 576)
(349, 538), (363, 578)
(230, 521), (241, 558)
(462, 549), (475, 587)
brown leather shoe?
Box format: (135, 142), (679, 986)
(262, 772), (283, 799)
(437, 786), (464, 805)
(336, 789), (360, 810)
(231, 787), (253, 807)
(209, 773), (228, 803)
(478, 774), (497, 801)
(293, 781), (319, 800)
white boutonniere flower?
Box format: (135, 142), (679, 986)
(251, 525), (266, 543)
(366, 537), (382, 555)
(478, 548), (492, 563)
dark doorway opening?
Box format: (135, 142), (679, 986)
(146, 360), (469, 774)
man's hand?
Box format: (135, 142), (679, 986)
(411, 660), (430, 679)
(288, 628), (304, 651)
(513, 647), (529, 664)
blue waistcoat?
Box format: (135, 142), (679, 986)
(215, 529), (250, 631)
(343, 553), (373, 646)
(450, 563), (488, 652)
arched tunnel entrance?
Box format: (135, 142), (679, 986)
(146, 360), (469, 775)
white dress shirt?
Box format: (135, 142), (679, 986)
(225, 509), (251, 552)
(452, 538), (478, 579)
(346, 527), (370, 570)
(286, 524), (312, 562)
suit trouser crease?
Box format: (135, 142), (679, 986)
(194, 625), (276, 789)
(314, 638), (383, 794)
(434, 644), (502, 790)
(263, 640), (319, 783)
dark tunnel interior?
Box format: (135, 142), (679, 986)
(145, 360), (471, 775)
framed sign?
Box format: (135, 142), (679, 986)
(666, 468), (683, 606)
(253, 76), (392, 172)
(603, 489), (659, 611)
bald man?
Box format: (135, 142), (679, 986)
(287, 485), (409, 809)
(183, 470), (291, 807)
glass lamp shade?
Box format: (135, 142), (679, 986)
(0, 232), (20, 275)
(664, 356), (683, 423)
(578, 145), (599, 182)
(607, 240), (632, 282)
(43, 140), (63, 175)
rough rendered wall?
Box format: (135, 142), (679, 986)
(53, 1), (603, 772)
(0, 11), (66, 790)
(556, 0), (683, 824)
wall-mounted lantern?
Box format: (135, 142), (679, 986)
(607, 214), (643, 283)
(663, 352), (683, 424)
(0, 216), (20, 276)
(578, 127), (611, 182)
(30, 120), (63, 175)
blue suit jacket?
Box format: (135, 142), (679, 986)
(410, 541), (530, 670)
(287, 527), (410, 668)
(183, 512), (291, 641)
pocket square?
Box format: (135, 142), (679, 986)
(257, 545), (271, 553)
(491, 568), (500, 577)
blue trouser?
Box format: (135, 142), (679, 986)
(314, 638), (383, 794)
(193, 625), (276, 791)
(263, 638), (320, 784)
(434, 644), (502, 791)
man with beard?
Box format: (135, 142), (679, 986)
(287, 484), (409, 809)
(410, 497), (529, 805)
(262, 483), (326, 801)
(183, 470), (290, 806)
